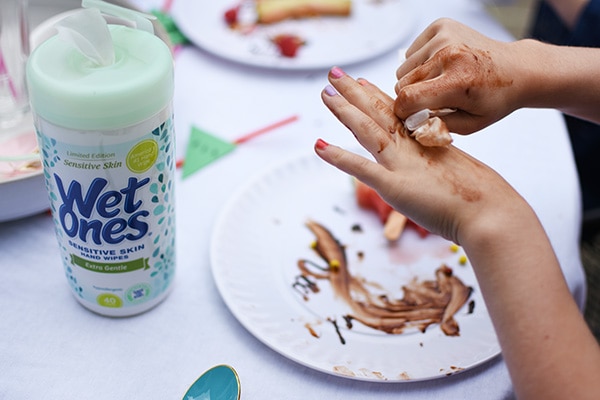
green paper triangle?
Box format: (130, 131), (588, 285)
(151, 10), (190, 46)
(182, 126), (236, 179)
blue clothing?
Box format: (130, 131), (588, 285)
(530, 1), (600, 212)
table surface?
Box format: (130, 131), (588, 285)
(0, 1), (586, 399)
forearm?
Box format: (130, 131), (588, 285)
(460, 200), (600, 399)
(513, 39), (600, 123)
(395, 19), (600, 132)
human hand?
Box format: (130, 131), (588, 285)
(394, 18), (523, 134)
(316, 66), (527, 245)
(317, 66), (600, 400)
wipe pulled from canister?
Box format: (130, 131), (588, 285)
(54, 8), (115, 67)
(405, 108), (456, 147)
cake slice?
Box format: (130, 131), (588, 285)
(256, 0), (352, 24)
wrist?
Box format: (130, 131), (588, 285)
(506, 39), (556, 110)
(509, 39), (600, 119)
(456, 192), (541, 262)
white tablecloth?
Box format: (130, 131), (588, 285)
(0, 1), (585, 399)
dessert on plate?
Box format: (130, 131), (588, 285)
(256, 0), (352, 24)
(223, 0), (353, 57)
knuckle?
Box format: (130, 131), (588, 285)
(395, 86), (418, 114)
(436, 44), (468, 61)
(431, 17), (452, 31)
(358, 115), (382, 134)
(371, 97), (389, 112)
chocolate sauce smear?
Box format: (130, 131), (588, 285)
(328, 317), (346, 345)
(296, 220), (473, 337)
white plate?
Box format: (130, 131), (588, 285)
(0, 7), (74, 224)
(0, 114), (47, 223)
(210, 154), (500, 382)
(172, 0), (417, 70)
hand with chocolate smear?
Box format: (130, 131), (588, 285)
(394, 18), (600, 134)
(318, 66), (522, 246)
(394, 19), (519, 134)
(316, 66), (600, 400)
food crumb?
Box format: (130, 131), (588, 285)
(458, 255), (468, 265)
(351, 223), (363, 232)
(304, 323), (320, 338)
(329, 259), (341, 270)
(450, 243), (460, 252)
(468, 300), (475, 314)
(333, 205), (345, 214)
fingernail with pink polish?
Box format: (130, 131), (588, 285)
(324, 85), (337, 96)
(315, 138), (329, 150)
(330, 66), (345, 78)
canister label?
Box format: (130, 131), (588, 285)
(36, 114), (176, 315)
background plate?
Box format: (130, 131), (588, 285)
(0, 115), (47, 223)
(172, 0), (417, 70)
(210, 154), (500, 382)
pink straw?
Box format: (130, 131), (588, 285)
(0, 51), (18, 100)
(162, 0), (174, 13)
(233, 115), (299, 144)
(175, 115), (300, 170)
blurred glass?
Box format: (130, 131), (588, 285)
(0, 0), (30, 129)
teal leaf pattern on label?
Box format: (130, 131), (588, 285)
(36, 114), (176, 311)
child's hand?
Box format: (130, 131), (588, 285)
(316, 66), (526, 246)
(394, 18), (523, 134)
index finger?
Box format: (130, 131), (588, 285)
(396, 18), (454, 81)
(327, 67), (403, 139)
(321, 68), (407, 164)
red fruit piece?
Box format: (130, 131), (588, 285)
(224, 6), (239, 26)
(407, 219), (430, 238)
(354, 179), (430, 237)
(355, 179), (393, 224)
(272, 34), (305, 58)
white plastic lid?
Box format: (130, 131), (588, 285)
(26, 11), (173, 130)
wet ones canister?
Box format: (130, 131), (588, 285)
(26, 8), (176, 316)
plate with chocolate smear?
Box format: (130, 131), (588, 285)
(172, 0), (418, 70)
(210, 154), (500, 382)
